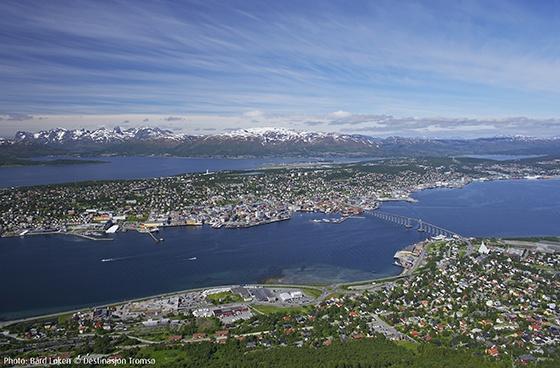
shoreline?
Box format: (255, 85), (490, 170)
(1, 174), (534, 239)
(18, 231), (113, 241)
(0, 236), (554, 325)
(0, 282), (324, 327)
(0, 232), (427, 326)
(2, 176), (559, 325)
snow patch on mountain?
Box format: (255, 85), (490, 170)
(14, 127), (182, 144)
(221, 127), (377, 146)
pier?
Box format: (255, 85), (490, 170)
(144, 229), (164, 243)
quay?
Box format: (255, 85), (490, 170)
(17, 230), (113, 241)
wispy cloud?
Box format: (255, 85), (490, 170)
(0, 113), (34, 121)
(2, 112), (560, 139)
(163, 116), (187, 122)
(1, 0), (560, 135)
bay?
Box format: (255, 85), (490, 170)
(1, 178), (559, 320)
(0, 156), (368, 188)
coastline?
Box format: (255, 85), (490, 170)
(6, 174), (552, 240)
(18, 231), (113, 241)
(2, 176), (559, 325)
(0, 282), (322, 327)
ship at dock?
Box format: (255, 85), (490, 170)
(311, 217), (347, 224)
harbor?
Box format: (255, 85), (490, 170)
(2, 177), (560, 321)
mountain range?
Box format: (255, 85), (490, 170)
(2, 126), (560, 158)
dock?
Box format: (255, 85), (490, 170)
(146, 230), (164, 243)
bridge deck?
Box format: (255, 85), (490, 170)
(370, 210), (462, 238)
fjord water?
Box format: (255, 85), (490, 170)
(382, 178), (560, 237)
(0, 213), (425, 320)
(1, 178), (559, 320)
(0, 156), (366, 187)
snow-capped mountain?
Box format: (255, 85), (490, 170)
(14, 127), (181, 144)
(216, 127), (378, 146)
(9, 126), (378, 152)
(3, 126), (560, 157)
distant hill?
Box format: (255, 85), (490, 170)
(2, 126), (560, 158)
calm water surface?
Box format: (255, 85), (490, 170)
(382, 178), (560, 237)
(0, 156), (369, 188)
(0, 212), (423, 320)
(1, 178), (559, 320)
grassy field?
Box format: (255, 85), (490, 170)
(300, 287), (322, 299)
(206, 291), (243, 305)
(136, 348), (190, 365)
(251, 304), (313, 315)
(395, 340), (419, 352)
(131, 326), (176, 342)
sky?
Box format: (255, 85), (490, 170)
(1, 0), (560, 138)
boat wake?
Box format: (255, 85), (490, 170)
(100, 256), (137, 263)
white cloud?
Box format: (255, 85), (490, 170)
(2, 1), (560, 119)
(243, 110), (264, 118)
(2, 113), (560, 139)
(330, 110), (352, 118)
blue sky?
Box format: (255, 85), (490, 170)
(1, 0), (560, 137)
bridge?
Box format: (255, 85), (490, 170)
(370, 210), (474, 254)
(371, 211), (462, 239)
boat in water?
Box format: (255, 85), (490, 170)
(188, 257), (197, 261)
(312, 218), (346, 224)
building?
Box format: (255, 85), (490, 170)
(231, 287), (252, 301)
(478, 242), (490, 255)
(250, 288), (275, 302)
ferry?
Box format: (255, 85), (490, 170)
(312, 218), (346, 224)
(139, 227), (160, 233)
(105, 224), (119, 234)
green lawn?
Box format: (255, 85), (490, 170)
(301, 287), (322, 299)
(136, 348), (190, 365)
(130, 327), (175, 342)
(251, 304), (312, 315)
(206, 291), (242, 305)
(395, 339), (418, 352)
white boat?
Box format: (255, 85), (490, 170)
(101, 258), (113, 262)
(105, 224), (119, 234)
(188, 257), (197, 261)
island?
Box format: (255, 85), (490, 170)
(1, 156), (559, 239)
